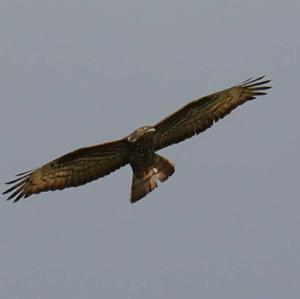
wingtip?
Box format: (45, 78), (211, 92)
(15, 169), (34, 176)
(241, 76), (272, 92)
(241, 75), (271, 87)
(3, 170), (33, 202)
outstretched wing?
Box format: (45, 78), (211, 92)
(153, 76), (271, 150)
(3, 138), (129, 202)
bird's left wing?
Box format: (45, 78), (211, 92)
(3, 138), (129, 202)
(153, 76), (271, 150)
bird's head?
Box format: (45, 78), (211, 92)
(127, 126), (156, 144)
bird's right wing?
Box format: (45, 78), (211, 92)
(3, 138), (129, 202)
(153, 76), (271, 150)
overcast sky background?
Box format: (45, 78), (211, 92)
(1, 1), (299, 298)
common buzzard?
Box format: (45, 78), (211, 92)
(3, 76), (271, 203)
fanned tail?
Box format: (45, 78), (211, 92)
(130, 154), (175, 203)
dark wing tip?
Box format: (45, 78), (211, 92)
(241, 75), (271, 87)
(241, 75), (264, 85)
(16, 169), (34, 176)
(240, 76), (272, 97)
(3, 171), (33, 202)
(4, 186), (24, 202)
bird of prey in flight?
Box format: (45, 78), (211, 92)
(3, 76), (271, 203)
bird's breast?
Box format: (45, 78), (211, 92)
(128, 138), (155, 164)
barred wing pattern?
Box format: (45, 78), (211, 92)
(153, 76), (271, 150)
(3, 139), (129, 202)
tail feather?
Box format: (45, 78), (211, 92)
(130, 154), (175, 203)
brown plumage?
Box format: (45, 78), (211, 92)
(3, 76), (271, 203)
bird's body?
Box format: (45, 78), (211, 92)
(3, 76), (271, 203)
(126, 126), (175, 202)
(127, 126), (156, 167)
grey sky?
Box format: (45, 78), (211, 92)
(1, 1), (299, 298)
